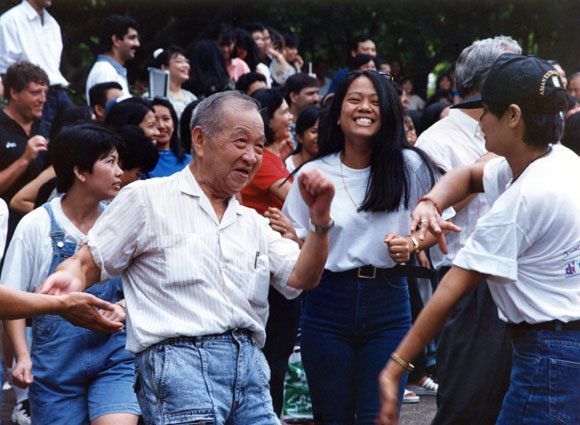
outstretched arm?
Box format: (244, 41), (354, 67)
(411, 162), (485, 243)
(36, 244), (101, 295)
(376, 266), (486, 424)
(0, 286), (122, 333)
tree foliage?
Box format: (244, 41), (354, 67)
(2, 0), (579, 99)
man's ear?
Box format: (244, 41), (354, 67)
(191, 126), (205, 158)
(94, 105), (105, 122)
(111, 34), (121, 49)
(73, 166), (87, 183)
(289, 91), (298, 106)
(507, 104), (522, 128)
(350, 49), (357, 58)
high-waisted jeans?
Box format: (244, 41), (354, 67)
(301, 270), (412, 425)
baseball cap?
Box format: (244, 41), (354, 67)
(453, 53), (566, 113)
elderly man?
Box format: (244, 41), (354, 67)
(414, 36), (521, 425)
(40, 91), (335, 425)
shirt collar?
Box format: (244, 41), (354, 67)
(448, 108), (482, 139)
(22, 0), (46, 22)
(97, 54), (127, 76)
(178, 166), (244, 216)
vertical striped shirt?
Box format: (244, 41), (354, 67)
(87, 167), (301, 353)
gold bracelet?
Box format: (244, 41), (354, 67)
(409, 236), (420, 254)
(390, 352), (414, 372)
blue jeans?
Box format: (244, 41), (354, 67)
(134, 330), (279, 425)
(497, 326), (580, 425)
(301, 270), (411, 425)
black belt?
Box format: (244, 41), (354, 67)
(512, 320), (580, 332)
(327, 264), (435, 280)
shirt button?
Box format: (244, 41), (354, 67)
(57, 241), (64, 248)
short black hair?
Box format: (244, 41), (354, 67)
(295, 106), (321, 137)
(179, 99), (202, 154)
(105, 97), (154, 128)
(208, 23), (236, 46)
(116, 125), (158, 172)
(485, 90), (568, 147)
(283, 32), (298, 49)
(152, 45), (186, 69)
(251, 88), (285, 145)
(284, 73), (318, 105)
(349, 54), (375, 70)
(51, 123), (120, 193)
(3, 62), (49, 101)
(100, 15), (138, 53)
(243, 22), (266, 34)
(351, 33), (374, 52)
(88, 81), (123, 110)
(236, 72), (267, 93)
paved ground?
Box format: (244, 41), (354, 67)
(1, 387), (437, 425)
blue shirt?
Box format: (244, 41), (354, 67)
(147, 149), (191, 179)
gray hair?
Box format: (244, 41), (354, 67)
(189, 91), (260, 136)
(455, 35), (522, 99)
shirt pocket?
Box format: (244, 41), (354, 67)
(247, 252), (271, 310)
(158, 234), (203, 288)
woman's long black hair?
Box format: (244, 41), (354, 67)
(152, 97), (186, 162)
(184, 39), (231, 98)
(313, 69), (438, 213)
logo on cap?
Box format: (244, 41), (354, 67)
(540, 70), (559, 95)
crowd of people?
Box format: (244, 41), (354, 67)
(0, 1), (580, 425)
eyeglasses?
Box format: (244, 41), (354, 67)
(171, 58), (190, 65)
(376, 71), (394, 82)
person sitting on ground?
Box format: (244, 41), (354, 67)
(151, 45), (197, 121)
(3, 122), (140, 425)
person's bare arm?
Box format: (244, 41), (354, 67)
(377, 266), (486, 424)
(10, 166), (55, 214)
(268, 178), (292, 202)
(36, 244), (102, 295)
(4, 319), (33, 388)
(411, 162), (486, 243)
(286, 169), (334, 290)
(0, 136), (48, 195)
(0, 285), (121, 332)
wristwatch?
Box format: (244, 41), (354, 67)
(309, 217), (335, 234)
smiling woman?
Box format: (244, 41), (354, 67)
(283, 70), (439, 425)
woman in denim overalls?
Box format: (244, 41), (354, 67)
(3, 123), (140, 425)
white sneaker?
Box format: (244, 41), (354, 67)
(402, 388), (420, 404)
(12, 399), (31, 425)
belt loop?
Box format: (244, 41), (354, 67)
(555, 321), (562, 334)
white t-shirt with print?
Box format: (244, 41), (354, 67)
(454, 144), (580, 324)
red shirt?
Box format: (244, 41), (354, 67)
(242, 149), (293, 215)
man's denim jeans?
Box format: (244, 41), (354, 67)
(497, 326), (580, 425)
(134, 330), (279, 425)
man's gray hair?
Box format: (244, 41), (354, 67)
(189, 91), (261, 136)
(455, 35), (522, 99)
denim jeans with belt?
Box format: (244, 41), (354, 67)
(301, 269), (412, 425)
(134, 330), (279, 425)
(30, 203), (140, 424)
(496, 325), (580, 425)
